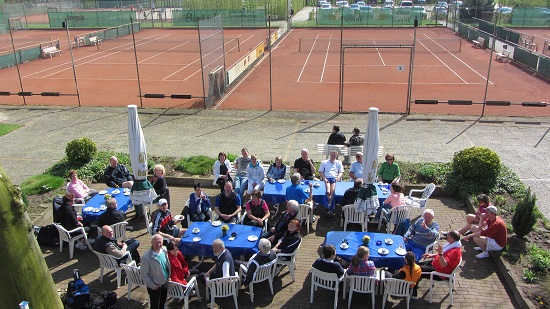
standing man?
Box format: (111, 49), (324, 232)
(294, 148), (317, 180)
(345, 127), (364, 147)
(327, 125), (346, 145)
(97, 198), (126, 227)
(233, 148), (251, 200)
(215, 182), (242, 224)
(463, 205), (507, 259)
(319, 150), (343, 215)
(349, 152), (363, 180)
(141, 234), (170, 309)
(104, 156), (134, 189)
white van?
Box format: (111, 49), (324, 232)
(384, 0), (395, 8)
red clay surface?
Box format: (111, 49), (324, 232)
(1, 27), (548, 116)
(511, 27), (550, 54)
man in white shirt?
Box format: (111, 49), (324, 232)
(319, 150), (343, 215)
(349, 152), (363, 180)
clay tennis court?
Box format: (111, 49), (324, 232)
(0, 26), (548, 116)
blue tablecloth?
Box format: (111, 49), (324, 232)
(179, 222), (262, 258)
(334, 182), (390, 208)
(82, 188), (132, 222)
(325, 231), (405, 272)
(262, 180), (328, 206)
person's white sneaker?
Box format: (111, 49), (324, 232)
(476, 251), (490, 259)
(473, 246), (482, 251)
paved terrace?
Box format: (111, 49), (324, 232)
(40, 184), (518, 309)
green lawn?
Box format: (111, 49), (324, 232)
(0, 124), (23, 137)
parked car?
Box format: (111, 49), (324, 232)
(360, 5), (373, 11)
(400, 0), (413, 7)
(432, 6), (448, 17)
(357, 1), (366, 5)
(336, 1), (350, 7)
(320, 3), (332, 9)
(413, 6), (427, 19)
(497, 7), (513, 14)
(435, 1), (448, 8)
(449, 0), (462, 6)
(384, 0), (394, 8)
(413, 0), (426, 3)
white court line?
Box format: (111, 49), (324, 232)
(414, 37), (468, 84)
(139, 41), (193, 63)
(297, 80), (487, 85)
(373, 41), (386, 66)
(320, 34), (332, 82)
(422, 34), (493, 85)
(297, 33), (320, 83)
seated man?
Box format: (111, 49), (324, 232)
(94, 225), (140, 264)
(416, 230), (462, 298)
(97, 198), (126, 227)
(404, 209), (440, 261)
(463, 205), (507, 259)
(349, 152), (363, 180)
(293, 148), (317, 180)
(104, 156), (134, 189)
(319, 150), (343, 215)
(345, 127), (364, 147)
(67, 170), (97, 202)
(312, 244), (345, 278)
(214, 182), (242, 224)
(233, 148), (251, 200)
(263, 200), (300, 240)
(236, 238), (277, 289)
(151, 198), (185, 243)
(341, 178), (363, 206)
(285, 173), (313, 205)
(198, 239), (235, 297)
(327, 125), (346, 145)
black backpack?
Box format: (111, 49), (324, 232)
(66, 270), (90, 309)
(53, 196), (63, 223)
(91, 290), (117, 309)
(35, 224), (59, 247)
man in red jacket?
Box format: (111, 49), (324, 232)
(463, 205), (507, 259)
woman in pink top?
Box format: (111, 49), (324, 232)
(243, 190), (270, 228)
(374, 183), (405, 220)
(67, 170), (97, 202)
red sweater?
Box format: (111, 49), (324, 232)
(433, 247), (461, 274)
(168, 251), (190, 285)
(480, 216), (507, 247)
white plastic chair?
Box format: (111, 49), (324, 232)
(275, 240), (302, 282)
(424, 233), (441, 256)
(422, 257), (462, 305)
(93, 251), (134, 288)
(120, 263), (147, 302)
(405, 183), (436, 212)
(378, 205), (412, 234)
(206, 276), (240, 309)
(340, 204), (367, 232)
(53, 223), (92, 259)
(310, 268), (344, 309)
(167, 277), (200, 309)
(296, 203), (313, 234)
(381, 278), (414, 309)
(97, 221), (129, 241)
(239, 260), (276, 302)
(343, 275), (378, 309)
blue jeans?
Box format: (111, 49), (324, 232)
(233, 176), (248, 199)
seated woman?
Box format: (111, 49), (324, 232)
(446, 194), (490, 236)
(166, 241), (198, 285)
(346, 246), (376, 277)
(243, 190), (270, 228)
(272, 219), (302, 260)
(67, 170), (97, 203)
(58, 193), (91, 251)
(152, 164), (170, 207)
(266, 156), (286, 182)
(187, 183), (211, 222)
(384, 251), (422, 298)
(213, 152), (232, 193)
(404, 209), (440, 261)
(374, 182), (406, 220)
(377, 153), (400, 184)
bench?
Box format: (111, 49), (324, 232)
(89, 36), (102, 49)
(42, 46), (61, 58)
(472, 37), (485, 49)
(73, 36), (85, 48)
(495, 49), (511, 63)
(317, 144), (384, 162)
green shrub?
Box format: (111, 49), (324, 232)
(20, 174), (65, 195)
(226, 153), (238, 162)
(524, 269), (536, 283)
(512, 188), (538, 238)
(494, 165), (526, 199)
(175, 156), (215, 175)
(532, 254), (550, 274)
(452, 146), (501, 184)
(492, 195), (507, 207)
(65, 137), (97, 166)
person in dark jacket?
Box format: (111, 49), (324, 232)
(272, 219), (302, 258)
(236, 238), (277, 288)
(312, 244), (345, 278)
(58, 193), (90, 250)
(94, 225), (140, 264)
(341, 178), (363, 206)
(345, 127), (364, 147)
(263, 200), (299, 240)
(96, 198), (126, 227)
(187, 183), (211, 222)
(327, 125), (346, 145)
(152, 164), (170, 207)
(104, 156), (134, 188)
(197, 239), (235, 297)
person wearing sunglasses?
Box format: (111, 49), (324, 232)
(377, 153), (400, 184)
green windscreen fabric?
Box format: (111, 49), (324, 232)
(512, 7), (550, 26)
(513, 47), (538, 70)
(0, 46), (42, 69)
(80, 23), (140, 45)
(172, 9), (266, 27)
(48, 11), (134, 28)
(317, 8), (424, 26)
(0, 11), (7, 34)
(538, 56), (550, 79)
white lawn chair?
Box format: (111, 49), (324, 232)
(343, 275), (378, 309)
(405, 183), (436, 212)
(93, 251), (134, 288)
(340, 204), (367, 232)
(275, 240), (302, 282)
(381, 278), (414, 309)
(422, 257), (462, 305)
(424, 233), (441, 256)
(378, 205), (412, 234)
(239, 260), (276, 302)
(296, 203), (313, 234)
(206, 276), (240, 309)
(167, 277), (200, 309)
(310, 268), (344, 309)
(96, 221), (129, 241)
(120, 263), (147, 302)
(53, 223), (92, 259)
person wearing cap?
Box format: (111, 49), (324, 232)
(463, 205), (507, 259)
(345, 127), (364, 147)
(327, 125), (346, 145)
(151, 198), (186, 243)
(349, 152), (363, 180)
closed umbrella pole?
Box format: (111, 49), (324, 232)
(357, 107), (380, 215)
